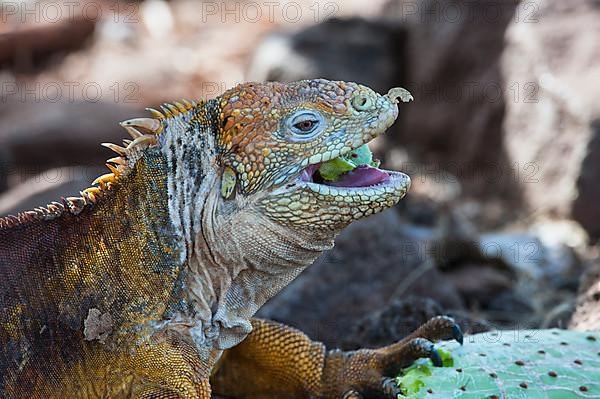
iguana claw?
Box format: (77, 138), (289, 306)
(429, 347), (443, 367)
(320, 317), (463, 398)
(452, 323), (464, 345)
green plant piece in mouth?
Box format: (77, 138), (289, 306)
(318, 144), (380, 182)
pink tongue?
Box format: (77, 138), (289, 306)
(300, 164), (320, 182)
(326, 165), (390, 187)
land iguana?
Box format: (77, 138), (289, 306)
(0, 79), (462, 399)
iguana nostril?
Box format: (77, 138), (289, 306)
(351, 94), (373, 111)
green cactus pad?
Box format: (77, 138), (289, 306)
(397, 329), (600, 399)
(318, 144), (379, 181)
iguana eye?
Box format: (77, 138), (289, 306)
(286, 110), (325, 141)
(294, 120), (316, 132)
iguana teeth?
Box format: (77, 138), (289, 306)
(120, 118), (163, 134)
(101, 143), (127, 156)
(146, 107), (165, 119)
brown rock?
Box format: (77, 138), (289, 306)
(0, 16), (95, 71)
(247, 0), (600, 239)
(445, 263), (514, 306)
(0, 100), (141, 194)
(572, 120), (600, 240)
(0, 166), (106, 217)
(248, 0), (520, 200)
(569, 262), (600, 331)
(247, 17), (406, 95)
(384, 0), (519, 199)
(502, 0), (600, 220)
(342, 297), (489, 350)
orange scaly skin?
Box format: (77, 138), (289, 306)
(0, 79), (460, 399)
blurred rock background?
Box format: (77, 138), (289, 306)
(1, 0), (599, 350)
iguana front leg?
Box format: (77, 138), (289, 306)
(211, 317), (462, 399)
(210, 319), (326, 398)
(127, 331), (215, 399)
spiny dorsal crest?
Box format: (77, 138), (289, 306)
(0, 99), (204, 227)
(87, 98), (203, 202)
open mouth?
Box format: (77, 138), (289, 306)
(294, 86), (414, 192)
(298, 144), (391, 188)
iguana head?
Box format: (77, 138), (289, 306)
(110, 79), (411, 347)
(109, 79), (409, 271)
(215, 79), (411, 233)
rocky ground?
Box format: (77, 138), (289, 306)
(1, 0), (599, 350)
